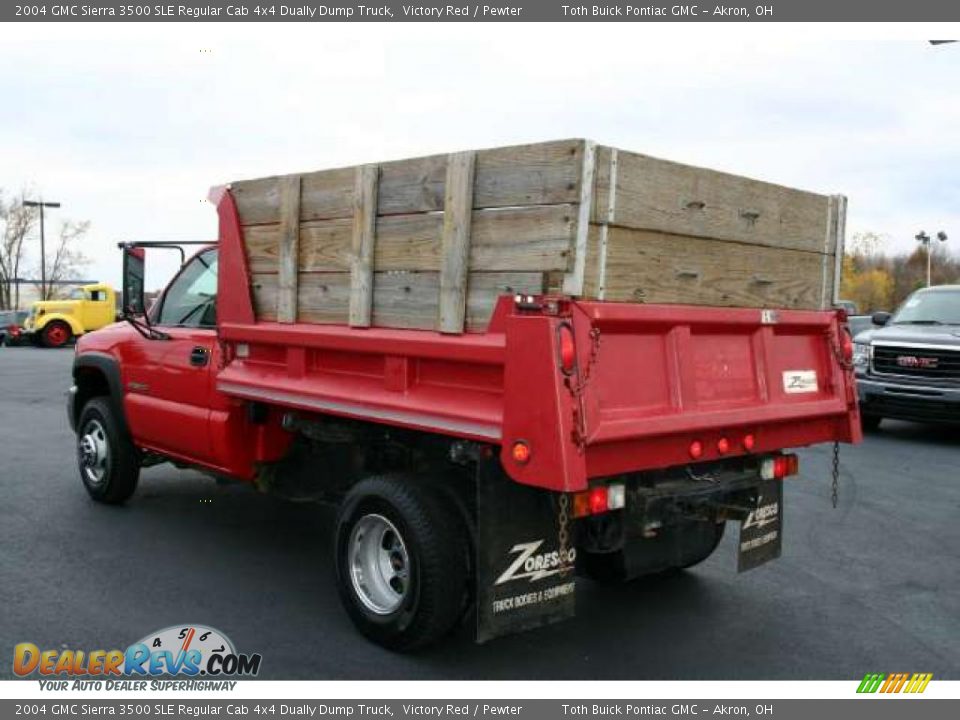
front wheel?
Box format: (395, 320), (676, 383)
(334, 475), (470, 651)
(77, 397), (140, 504)
(41, 320), (72, 348)
(861, 414), (882, 432)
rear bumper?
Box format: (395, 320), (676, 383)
(857, 376), (960, 424)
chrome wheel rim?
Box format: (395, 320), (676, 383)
(348, 514), (410, 615)
(79, 419), (109, 485)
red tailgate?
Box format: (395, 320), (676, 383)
(501, 300), (861, 492)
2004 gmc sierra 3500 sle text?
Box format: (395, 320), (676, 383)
(66, 140), (861, 650)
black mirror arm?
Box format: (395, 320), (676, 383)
(122, 311), (170, 341)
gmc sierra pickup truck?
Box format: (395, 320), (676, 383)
(853, 285), (960, 428)
(66, 145), (861, 650)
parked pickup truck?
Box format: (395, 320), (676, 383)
(66, 144), (861, 649)
(23, 283), (117, 347)
(853, 285), (960, 428)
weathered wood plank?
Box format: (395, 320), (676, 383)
(596, 226), (830, 309)
(252, 270), (542, 331)
(232, 139), (585, 225)
(349, 164), (379, 327)
(561, 140), (596, 296)
(276, 175), (301, 323)
(438, 152), (477, 333)
(244, 205), (577, 275)
(831, 194), (847, 307)
(465, 272), (544, 330)
(593, 148), (832, 255)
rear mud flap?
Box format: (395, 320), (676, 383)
(475, 457), (576, 643)
(737, 479), (783, 572)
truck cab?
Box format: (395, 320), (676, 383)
(853, 285), (960, 427)
(23, 282), (117, 348)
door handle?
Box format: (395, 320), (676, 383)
(189, 346), (210, 367)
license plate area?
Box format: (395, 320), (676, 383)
(737, 479), (783, 572)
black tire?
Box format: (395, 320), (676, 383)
(581, 521), (726, 583)
(76, 397), (140, 504)
(41, 320), (72, 348)
(334, 475), (470, 651)
(861, 414), (882, 432)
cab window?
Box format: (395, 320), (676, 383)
(156, 250), (218, 328)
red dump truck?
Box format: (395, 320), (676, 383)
(68, 140), (861, 649)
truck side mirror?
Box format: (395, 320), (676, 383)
(122, 245), (146, 316)
(871, 311), (891, 326)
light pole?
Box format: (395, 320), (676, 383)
(915, 230), (948, 287)
(22, 199), (61, 300)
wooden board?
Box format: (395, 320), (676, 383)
(252, 271), (544, 331)
(243, 205), (577, 274)
(233, 139), (586, 226)
(586, 225), (834, 310)
(592, 146), (833, 256)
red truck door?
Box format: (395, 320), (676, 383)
(123, 250), (222, 464)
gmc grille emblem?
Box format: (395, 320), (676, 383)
(897, 355), (939, 369)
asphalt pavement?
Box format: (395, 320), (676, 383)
(1, 346), (958, 679)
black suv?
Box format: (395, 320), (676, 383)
(853, 285), (960, 429)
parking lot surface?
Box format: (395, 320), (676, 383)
(1, 346), (958, 679)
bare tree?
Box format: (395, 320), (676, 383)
(0, 188), (39, 310)
(36, 220), (91, 300)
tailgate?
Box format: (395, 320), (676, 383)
(500, 300), (861, 491)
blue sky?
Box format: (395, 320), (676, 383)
(1, 25), (957, 288)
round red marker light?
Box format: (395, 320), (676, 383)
(689, 441), (703, 459)
(511, 441), (531, 464)
(717, 437), (730, 455)
(743, 434), (756, 451)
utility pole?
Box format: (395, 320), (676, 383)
(915, 230), (948, 287)
(22, 199), (61, 300)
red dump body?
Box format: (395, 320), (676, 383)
(212, 189), (861, 491)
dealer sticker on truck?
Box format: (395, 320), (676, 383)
(782, 370), (818, 394)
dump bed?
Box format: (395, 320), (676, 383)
(216, 285), (860, 493)
(211, 140), (858, 491)
(227, 139), (846, 335)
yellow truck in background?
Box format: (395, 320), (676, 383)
(22, 283), (117, 348)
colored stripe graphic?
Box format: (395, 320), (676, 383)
(857, 672), (932, 694)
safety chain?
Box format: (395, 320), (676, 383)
(557, 493), (572, 575)
(578, 327), (602, 393)
(831, 441), (840, 509)
(569, 328), (602, 451)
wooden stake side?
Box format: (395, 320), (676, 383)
(562, 140), (597, 297)
(596, 147), (618, 300)
(438, 151), (477, 333)
(348, 164), (380, 327)
(276, 174), (302, 323)
(832, 194), (848, 307)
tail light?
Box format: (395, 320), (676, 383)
(841, 331), (854, 364)
(761, 453), (799, 480)
(743, 434), (756, 451)
(716, 437), (730, 455)
(689, 440), (704, 459)
(557, 323), (576, 375)
(572, 483), (626, 518)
